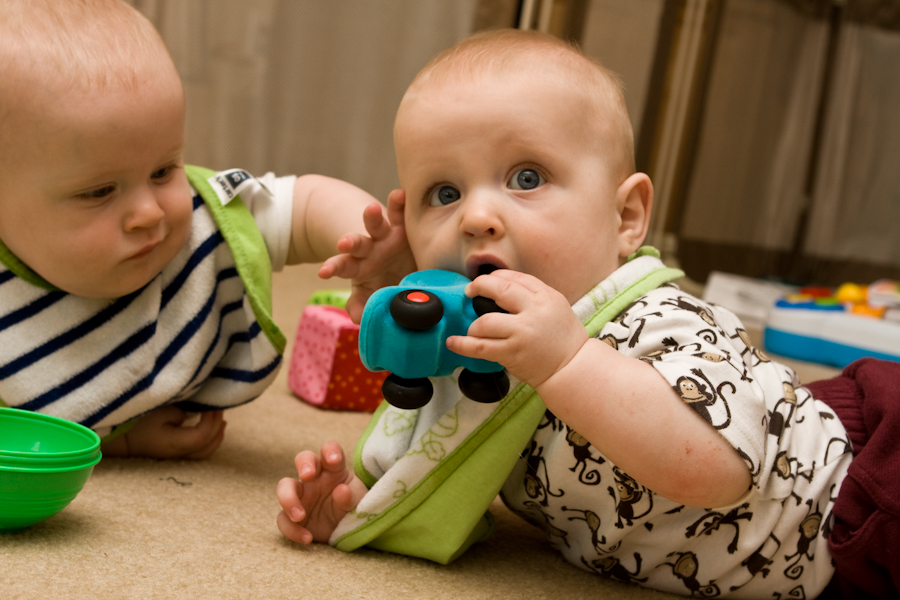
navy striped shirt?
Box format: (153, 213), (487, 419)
(0, 190), (283, 436)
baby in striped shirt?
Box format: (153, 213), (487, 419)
(0, 0), (412, 459)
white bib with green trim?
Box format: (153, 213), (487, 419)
(330, 249), (683, 564)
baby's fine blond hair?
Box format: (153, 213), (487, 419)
(0, 0), (174, 93)
(402, 29), (636, 179)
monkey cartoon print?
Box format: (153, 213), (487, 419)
(500, 270), (852, 599)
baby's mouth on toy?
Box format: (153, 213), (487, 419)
(466, 258), (505, 280)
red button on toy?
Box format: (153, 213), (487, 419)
(406, 291), (430, 303)
(390, 289), (443, 331)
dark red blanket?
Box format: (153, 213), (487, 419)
(807, 358), (900, 599)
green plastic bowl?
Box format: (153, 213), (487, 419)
(0, 407), (102, 530)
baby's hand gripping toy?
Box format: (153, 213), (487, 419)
(359, 270), (510, 410)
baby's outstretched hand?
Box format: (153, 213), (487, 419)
(318, 190), (416, 323)
(276, 442), (367, 545)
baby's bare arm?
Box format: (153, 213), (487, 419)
(287, 175), (376, 265)
(537, 341), (751, 508)
(276, 442), (368, 544)
(100, 406), (226, 459)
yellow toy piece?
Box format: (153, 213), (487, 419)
(835, 282), (867, 304)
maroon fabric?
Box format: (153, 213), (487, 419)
(806, 358), (900, 599)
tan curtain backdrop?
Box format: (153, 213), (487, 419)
(679, 0), (829, 254)
(673, 0), (900, 283)
(128, 0), (900, 283)
(805, 21), (900, 266)
(127, 0), (480, 203)
(579, 0), (665, 145)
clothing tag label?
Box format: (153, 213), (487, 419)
(207, 169), (255, 205)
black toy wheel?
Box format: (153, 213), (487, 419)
(382, 374), (434, 410)
(390, 290), (443, 331)
(458, 369), (510, 403)
(473, 295), (507, 316)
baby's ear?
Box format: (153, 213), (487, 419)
(615, 173), (653, 257)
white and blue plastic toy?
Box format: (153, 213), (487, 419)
(359, 270), (510, 409)
(763, 281), (900, 368)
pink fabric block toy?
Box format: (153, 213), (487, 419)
(288, 305), (386, 412)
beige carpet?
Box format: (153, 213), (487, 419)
(0, 265), (840, 600)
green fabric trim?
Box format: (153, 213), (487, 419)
(627, 245), (661, 261)
(335, 380), (544, 563)
(583, 266), (684, 338)
(370, 509), (494, 565)
(354, 400), (391, 489)
(338, 254), (684, 563)
(184, 166), (286, 353)
(0, 236), (59, 291)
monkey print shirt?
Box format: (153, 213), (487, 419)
(499, 256), (852, 599)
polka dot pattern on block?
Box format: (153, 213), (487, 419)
(288, 305), (386, 412)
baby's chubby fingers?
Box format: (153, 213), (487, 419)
(292, 442), (348, 483)
(331, 479), (365, 514)
(276, 442), (362, 545)
(276, 503), (315, 546)
(454, 269), (589, 387)
(293, 449), (323, 481)
(385, 189), (406, 224)
(342, 203), (390, 249)
(181, 412), (227, 459)
(275, 474), (317, 544)
(361, 201), (393, 239)
(446, 332), (508, 365)
(318, 236), (369, 279)
(275, 474), (314, 544)
(464, 269), (546, 313)
(276, 476), (307, 521)
(276, 510), (314, 545)
(329, 203), (390, 260)
(317, 441), (349, 474)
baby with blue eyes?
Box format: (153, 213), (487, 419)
(429, 168), (543, 210)
(282, 28), (886, 600)
(278, 28), (748, 551)
(275, 25), (699, 527)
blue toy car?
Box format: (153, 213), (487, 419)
(359, 270), (510, 409)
